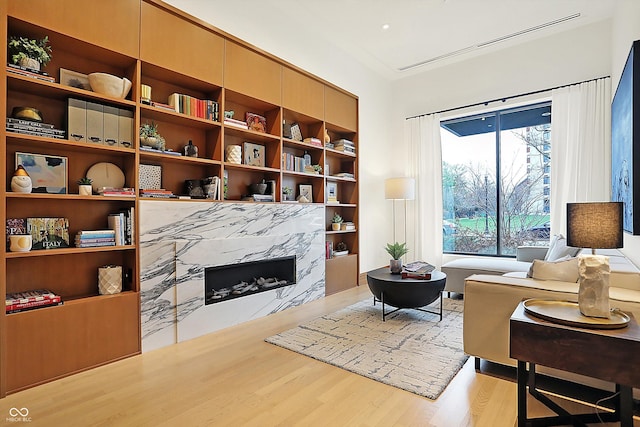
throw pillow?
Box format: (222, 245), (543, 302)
(527, 257), (580, 282)
(544, 234), (580, 261)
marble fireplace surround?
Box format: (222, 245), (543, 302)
(139, 201), (326, 352)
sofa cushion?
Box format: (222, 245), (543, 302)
(544, 234), (580, 261)
(527, 257), (579, 282)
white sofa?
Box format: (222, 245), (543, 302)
(463, 247), (640, 389)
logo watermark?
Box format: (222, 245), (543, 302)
(6, 407), (31, 423)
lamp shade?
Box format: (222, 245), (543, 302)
(566, 202), (623, 250)
(385, 177), (415, 200)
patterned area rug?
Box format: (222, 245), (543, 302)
(265, 297), (467, 400)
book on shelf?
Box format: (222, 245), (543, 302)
(325, 241), (333, 259)
(224, 118), (249, 129)
(340, 222), (356, 231)
(242, 194), (274, 202)
(332, 172), (355, 179)
(6, 64), (56, 83)
(139, 146), (183, 156)
(6, 296), (63, 314)
(168, 93), (218, 121)
(303, 137), (323, 147)
(6, 289), (59, 305)
(6, 218), (26, 250)
(97, 187), (136, 197)
(333, 250), (349, 257)
(108, 209), (134, 246)
(7, 62), (53, 77)
(6, 117), (55, 128)
(6, 126), (66, 139)
(26, 217), (70, 250)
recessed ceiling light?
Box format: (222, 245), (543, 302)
(382, 23), (390, 30)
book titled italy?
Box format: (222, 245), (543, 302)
(26, 217), (70, 250)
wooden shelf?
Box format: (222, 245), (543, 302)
(6, 245), (135, 258)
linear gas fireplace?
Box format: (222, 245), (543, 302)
(204, 256), (296, 305)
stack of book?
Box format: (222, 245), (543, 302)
(167, 93), (218, 121)
(331, 139), (356, 154)
(6, 289), (63, 314)
(139, 146), (182, 156)
(224, 117), (249, 129)
(75, 230), (116, 248)
(340, 221), (356, 231)
(139, 189), (177, 198)
(6, 63), (55, 83)
(97, 187), (136, 197)
(332, 172), (355, 179)
(242, 194), (274, 202)
(303, 137), (323, 147)
(401, 261), (435, 280)
(6, 117), (66, 139)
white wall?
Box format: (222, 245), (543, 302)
(164, 1), (394, 273)
(611, 0), (640, 267)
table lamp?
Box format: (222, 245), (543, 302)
(566, 202), (623, 318)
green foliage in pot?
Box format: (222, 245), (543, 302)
(385, 242), (408, 260)
(332, 212), (343, 224)
(140, 122), (161, 139)
(77, 177), (93, 185)
(8, 35), (53, 66)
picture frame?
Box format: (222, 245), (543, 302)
(243, 142), (265, 167)
(59, 68), (90, 91)
(15, 152), (67, 194)
(611, 39), (640, 234)
(326, 181), (338, 203)
(299, 184), (313, 202)
(245, 112), (267, 133)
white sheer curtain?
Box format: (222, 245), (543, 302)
(405, 113), (443, 267)
(550, 78), (611, 236)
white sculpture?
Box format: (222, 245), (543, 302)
(578, 255), (610, 318)
(11, 165), (32, 193)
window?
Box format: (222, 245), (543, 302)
(441, 102), (551, 256)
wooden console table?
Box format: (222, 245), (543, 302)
(510, 301), (640, 426)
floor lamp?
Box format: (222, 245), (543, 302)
(384, 177), (416, 245)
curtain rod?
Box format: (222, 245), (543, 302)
(405, 75), (611, 121)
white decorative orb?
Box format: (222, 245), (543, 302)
(11, 175), (32, 193)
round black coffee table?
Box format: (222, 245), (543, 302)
(366, 267), (447, 321)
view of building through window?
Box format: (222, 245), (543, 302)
(441, 102), (551, 256)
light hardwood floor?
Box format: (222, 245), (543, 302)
(1, 285), (636, 426)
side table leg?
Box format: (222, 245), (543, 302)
(381, 291), (386, 322)
(617, 384), (633, 427)
(517, 360), (528, 427)
(439, 291), (443, 321)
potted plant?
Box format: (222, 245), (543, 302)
(282, 186), (293, 201)
(77, 177), (93, 196)
(385, 242), (409, 274)
(139, 122), (165, 150)
(331, 212), (343, 231)
(8, 35), (52, 71)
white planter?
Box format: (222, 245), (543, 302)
(331, 222), (341, 231)
(79, 185), (93, 196)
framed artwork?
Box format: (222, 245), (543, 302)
(326, 181), (338, 202)
(243, 142), (265, 167)
(612, 39), (640, 234)
(15, 152), (67, 194)
(245, 112), (267, 133)
(299, 184), (313, 202)
(60, 68), (90, 91)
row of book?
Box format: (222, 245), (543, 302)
(6, 117), (66, 139)
(6, 63), (55, 83)
(97, 187), (136, 197)
(139, 188), (178, 198)
(167, 93), (219, 121)
(282, 153), (311, 173)
(6, 289), (63, 314)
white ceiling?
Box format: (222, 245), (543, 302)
(167, 0), (618, 81)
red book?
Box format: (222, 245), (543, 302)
(6, 296), (63, 313)
(401, 272), (432, 280)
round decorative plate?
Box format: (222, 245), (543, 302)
(86, 162), (125, 193)
(523, 299), (630, 329)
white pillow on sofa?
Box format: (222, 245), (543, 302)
(527, 257), (580, 282)
(544, 234), (580, 261)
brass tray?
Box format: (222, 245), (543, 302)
(523, 299), (630, 329)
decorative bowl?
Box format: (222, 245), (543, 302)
(12, 106), (42, 122)
(88, 72), (132, 98)
(249, 183), (267, 195)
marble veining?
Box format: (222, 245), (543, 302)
(140, 201), (325, 352)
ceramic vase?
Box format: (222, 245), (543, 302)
(390, 259), (402, 274)
(79, 185), (92, 196)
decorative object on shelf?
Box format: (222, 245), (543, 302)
(312, 164), (322, 174)
(140, 84), (152, 104)
(224, 110), (234, 119)
(334, 241), (349, 257)
(88, 72), (132, 99)
(11, 106), (42, 122)
(324, 128), (331, 144)
(385, 242), (409, 274)
(139, 164), (162, 190)
(303, 150), (311, 167)
(282, 186), (294, 201)
(9, 234), (32, 252)
(139, 122), (166, 150)
(203, 176), (220, 200)
(249, 179), (268, 195)
(225, 144), (242, 164)
(185, 179), (205, 198)
(283, 120), (293, 139)
(566, 202), (624, 318)
(299, 184), (313, 203)
(326, 181), (338, 204)
(183, 140), (198, 157)
(59, 68), (90, 90)
(6, 218), (26, 250)
(246, 112), (267, 133)
(331, 212), (343, 231)
(11, 165), (32, 193)
(86, 162), (125, 193)
(16, 152), (67, 194)
(290, 123), (303, 141)
(77, 177), (93, 196)
(243, 142), (265, 167)
(98, 265), (123, 295)
(26, 217), (70, 250)
(8, 35), (52, 71)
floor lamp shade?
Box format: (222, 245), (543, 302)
(566, 202), (623, 251)
(385, 178), (415, 200)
